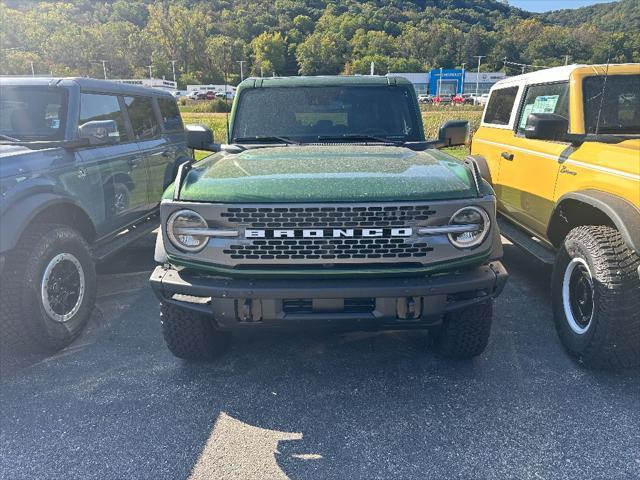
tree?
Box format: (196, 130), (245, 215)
(250, 32), (287, 76)
(296, 32), (348, 75)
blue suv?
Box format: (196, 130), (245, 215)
(0, 77), (191, 351)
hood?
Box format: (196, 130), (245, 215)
(176, 145), (478, 203)
(0, 145), (65, 179)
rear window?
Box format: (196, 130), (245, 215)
(123, 96), (161, 140)
(80, 93), (129, 143)
(158, 97), (183, 132)
(484, 87), (519, 126)
(583, 74), (640, 134)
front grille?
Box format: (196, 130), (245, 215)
(283, 298), (376, 314)
(223, 238), (433, 260)
(220, 205), (435, 262)
(220, 205), (436, 228)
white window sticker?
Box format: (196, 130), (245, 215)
(519, 95), (560, 129)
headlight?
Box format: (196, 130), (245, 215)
(166, 209), (209, 253)
(448, 206), (490, 249)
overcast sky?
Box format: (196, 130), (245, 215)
(508, 0), (617, 12)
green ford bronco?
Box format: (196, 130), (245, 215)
(150, 75), (508, 360)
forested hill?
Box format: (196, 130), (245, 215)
(1, 0), (638, 86)
(543, 0), (639, 32)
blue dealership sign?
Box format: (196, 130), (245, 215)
(429, 69), (465, 95)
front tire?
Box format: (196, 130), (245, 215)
(160, 303), (230, 360)
(433, 300), (493, 358)
(0, 224), (96, 352)
(552, 226), (640, 368)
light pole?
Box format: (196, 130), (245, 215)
(437, 67), (442, 97)
(236, 60), (245, 82)
(30, 61), (35, 76)
(101, 60), (107, 80)
(461, 62), (466, 94)
(474, 55), (485, 105)
(146, 65), (152, 79)
(170, 60), (177, 83)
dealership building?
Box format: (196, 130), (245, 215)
(386, 70), (506, 95)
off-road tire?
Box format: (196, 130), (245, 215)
(551, 225), (640, 368)
(0, 224), (96, 352)
(160, 302), (230, 360)
(433, 300), (493, 358)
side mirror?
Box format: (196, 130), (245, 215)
(524, 113), (568, 141)
(185, 124), (220, 152)
(437, 120), (470, 148)
(78, 120), (119, 146)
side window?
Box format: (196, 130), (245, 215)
(517, 82), (569, 132)
(79, 93), (129, 143)
(483, 87), (519, 126)
(157, 97), (183, 132)
(123, 96), (161, 140)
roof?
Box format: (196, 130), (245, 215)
(0, 76), (174, 97)
(238, 75), (412, 89)
(491, 63), (639, 89)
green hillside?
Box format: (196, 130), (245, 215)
(1, 0), (638, 85)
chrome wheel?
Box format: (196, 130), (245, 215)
(562, 257), (594, 335)
(40, 253), (86, 323)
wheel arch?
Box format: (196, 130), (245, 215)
(548, 190), (640, 254)
(465, 154), (493, 186)
(1, 194), (97, 254)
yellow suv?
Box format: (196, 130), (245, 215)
(470, 64), (640, 368)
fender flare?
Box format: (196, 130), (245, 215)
(0, 193), (92, 254)
(550, 190), (640, 254)
(465, 154), (493, 186)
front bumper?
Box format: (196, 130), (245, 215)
(150, 262), (507, 330)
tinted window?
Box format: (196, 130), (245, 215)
(0, 86), (66, 141)
(158, 97), (183, 132)
(518, 82), (570, 132)
(583, 75), (640, 134)
(484, 87), (519, 126)
(232, 86), (422, 142)
(124, 96), (161, 140)
(80, 93), (129, 143)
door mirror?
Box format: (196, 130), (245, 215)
(523, 113), (568, 141)
(185, 124), (220, 152)
(78, 120), (119, 146)
(437, 120), (470, 148)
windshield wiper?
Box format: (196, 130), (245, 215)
(234, 136), (299, 145)
(315, 134), (404, 146)
(0, 133), (20, 142)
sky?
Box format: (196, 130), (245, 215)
(508, 0), (617, 12)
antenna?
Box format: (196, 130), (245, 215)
(594, 60), (610, 138)
(223, 46), (230, 143)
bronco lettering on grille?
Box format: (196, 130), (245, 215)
(245, 228), (413, 239)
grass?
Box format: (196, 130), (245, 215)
(181, 107), (484, 161)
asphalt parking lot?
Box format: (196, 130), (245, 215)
(1, 234), (639, 480)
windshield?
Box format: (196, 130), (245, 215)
(0, 86), (67, 141)
(583, 74), (639, 134)
(231, 85), (422, 143)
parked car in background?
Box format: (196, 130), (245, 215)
(470, 64), (640, 368)
(417, 94), (433, 104)
(151, 75), (507, 361)
(433, 95), (452, 105)
(186, 91), (200, 100)
(205, 91), (217, 100)
(0, 77), (191, 352)
(171, 90), (187, 98)
(477, 93), (490, 105)
(462, 94), (475, 105)
(215, 91), (234, 100)
(452, 95), (465, 105)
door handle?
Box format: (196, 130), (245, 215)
(501, 152), (514, 161)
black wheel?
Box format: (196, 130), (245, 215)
(433, 300), (493, 358)
(160, 303), (231, 360)
(0, 224), (96, 352)
(552, 225), (640, 368)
